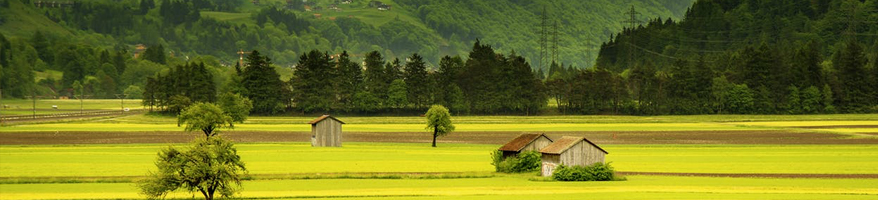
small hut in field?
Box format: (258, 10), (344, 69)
(539, 136), (608, 176)
(498, 133), (554, 158)
(309, 115), (344, 147)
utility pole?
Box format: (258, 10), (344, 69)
(538, 6), (549, 75)
(623, 5), (642, 69)
(551, 19), (560, 66)
(115, 94), (127, 115)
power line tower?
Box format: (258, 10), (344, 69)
(538, 6), (550, 74)
(622, 5), (642, 69)
(551, 19), (560, 66)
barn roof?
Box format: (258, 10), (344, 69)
(308, 115), (346, 124)
(498, 133), (552, 152)
(540, 136), (608, 155)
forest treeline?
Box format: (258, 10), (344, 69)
(142, 40), (547, 115)
(568, 0), (878, 114)
(2, 0), (877, 115)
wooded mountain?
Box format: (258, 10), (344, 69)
(0, 0), (693, 68)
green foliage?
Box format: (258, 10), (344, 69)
(138, 137), (246, 200)
(425, 104), (454, 147)
(123, 85), (143, 99)
(140, 44), (166, 65)
(491, 151), (541, 173)
(552, 163), (617, 181)
(177, 102), (233, 138)
(291, 50), (335, 113)
(241, 50), (288, 114)
(387, 79), (408, 109)
(404, 53), (430, 108)
(217, 92), (253, 123)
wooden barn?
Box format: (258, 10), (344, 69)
(497, 133), (554, 158)
(309, 115), (344, 147)
(539, 136), (608, 176)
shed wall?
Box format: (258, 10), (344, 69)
(312, 119), (342, 147)
(522, 136), (552, 152)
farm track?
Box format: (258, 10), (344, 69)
(2, 130), (876, 145)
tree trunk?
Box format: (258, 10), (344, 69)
(431, 126), (438, 147)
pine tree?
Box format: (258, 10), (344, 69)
(242, 50), (287, 114)
(833, 40), (869, 112)
(404, 53), (429, 109)
(336, 51), (363, 111)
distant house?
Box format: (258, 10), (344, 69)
(309, 115), (344, 147)
(377, 4), (391, 11)
(498, 133), (553, 158)
(539, 136), (608, 176)
(341, 0), (352, 4)
(133, 44), (147, 59)
(329, 4), (338, 10)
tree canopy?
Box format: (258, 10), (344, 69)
(425, 105), (455, 147)
(138, 137), (246, 200)
(177, 102), (234, 138)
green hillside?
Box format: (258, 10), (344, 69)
(0, 0), (693, 67)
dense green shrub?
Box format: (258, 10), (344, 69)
(491, 150), (541, 173)
(552, 162), (617, 181)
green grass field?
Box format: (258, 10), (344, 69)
(1, 99), (144, 115)
(2, 176), (876, 200)
(1, 113), (876, 199)
(1, 143), (877, 199)
(2, 143), (876, 178)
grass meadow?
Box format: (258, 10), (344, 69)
(1, 109), (876, 199)
(1, 143), (877, 199)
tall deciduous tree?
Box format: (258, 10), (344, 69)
(425, 105), (454, 147)
(138, 137), (246, 200)
(217, 92), (253, 123)
(177, 102), (233, 138)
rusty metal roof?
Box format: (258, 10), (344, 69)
(540, 136), (608, 155)
(498, 133), (551, 152)
(308, 115), (346, 124)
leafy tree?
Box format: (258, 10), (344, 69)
(822, 84), (836, 113)
(177, 102), (234, 138)
(425, 105), (455, 147)
(138, 137), (246, 200)
(241, 50), (288, 114)
(785, 86), (801, 114)
(168, 95), (192, 114)
(217, 92), (253, 123)
(801, 86), (821, 114)
(124, 85), (143, 99)
(387, 79), (408, 109)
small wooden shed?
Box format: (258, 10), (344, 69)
(309, 115), (344, 147)
(539, 136), (608, 176)
(498, 133), (554, 158)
